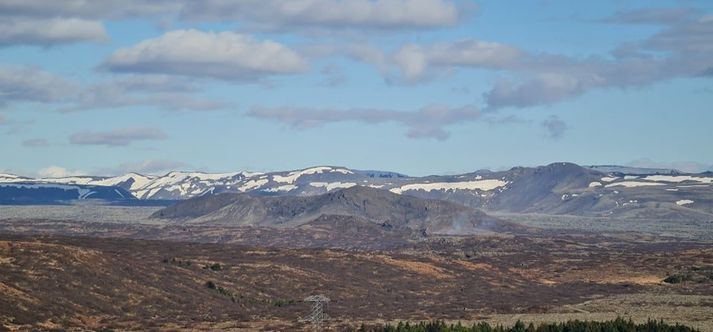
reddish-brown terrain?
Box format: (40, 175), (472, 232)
(1, 232), (711, 331)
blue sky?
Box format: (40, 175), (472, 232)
(0, 0), (712, 177)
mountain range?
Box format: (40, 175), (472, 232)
(1, 163), (711, 221)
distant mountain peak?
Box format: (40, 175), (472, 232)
(587, 165), (681, 175)
(2, 163), (712, 224)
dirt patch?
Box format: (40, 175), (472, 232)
(453, 260), (493, 271)
(597, 275), (663, 285)
(374, 255), (451, 279)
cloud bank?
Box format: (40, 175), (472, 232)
(0, 66), (78, 105)
(69, 127), (167, 147)
(0, 18), (108, 47)
(180, 0), (464, 30)
(249, 105), (480, 140)
(0, 0), (466, 32)
(104, 30), (307, 81)
(0, 66), (226, 112)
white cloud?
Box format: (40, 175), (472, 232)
(249, 105), (480, 140)
(0, 66), (226, 112)
(329, 39), (526, 83)
(0, 17), (108, 47)
(0, 0), (467, 32)
(329, 11), (713, 109)
(0, 0), (180, 20)
(390, 40), (525, 82)
(103, 29), (307, 80)
(37, 166), (85, 178)
(484, 72), (606, 109)
(480, 12), (713, 109)
(180, 0), (464, 30)
(480, 51), (711, 109)
(62, 77), (227, 112)
(641, 15), (713, 55)
(69, 127), (167, 147)
(0, 66), (79, 104)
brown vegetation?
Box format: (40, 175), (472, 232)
(0, 233), (711, 331)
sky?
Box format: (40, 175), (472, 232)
(0, 0), (712, 177)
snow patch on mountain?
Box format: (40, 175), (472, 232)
(310, 182), (357, 191)
(390, 179), (507, 194)
(132, 171), (248, 198)
(644, 175), (713, 184)
(273, 166), (353, 184)
(239, 179), (269, 192)
(264, 184), (298, 192)
(605, 181), (665, 188)
(0, 174), (29, 183)
(93, 173), (156, 191)
(182, 172), (242, 181)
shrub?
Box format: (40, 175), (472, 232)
(273, 299), (296, 307)
(664, 274), (691, 284)
(204, 263), (222, 271)
(350, 318), (700, 332)
(204, 281), (240, 302)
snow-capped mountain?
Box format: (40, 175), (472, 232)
(0, 167), (374, 200)
(0, 173), (30, 182)
(0, 166), (409, 200)
(1, 164), (712, 221)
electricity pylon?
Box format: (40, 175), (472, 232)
(303, 294), (330, 332)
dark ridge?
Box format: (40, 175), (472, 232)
(152, 186), (522, 236)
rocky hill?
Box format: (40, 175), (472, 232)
(151, 186), (518, 236)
